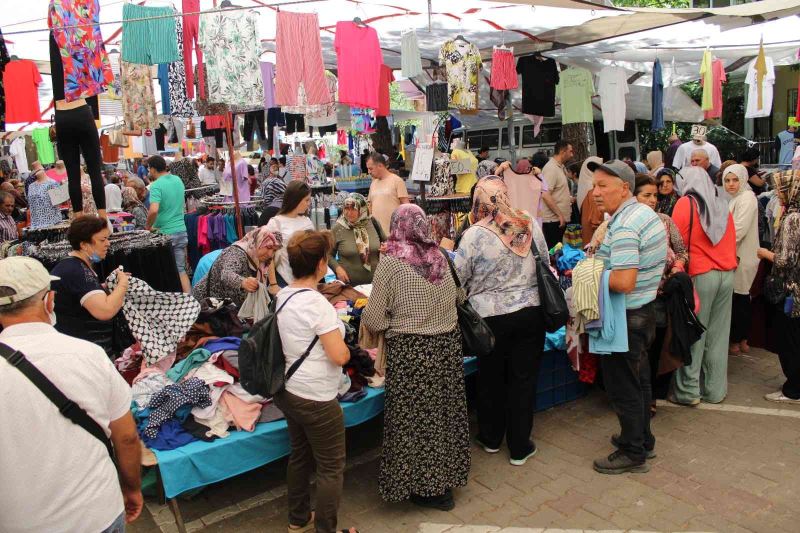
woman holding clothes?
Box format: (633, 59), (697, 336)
(454, 176), (550, 466)
(272, 230), (356, 533)
(722, 164), (760, 355)
(671, 166), (737, 405)
(329, 193), (386, 285)
(362, 204), (470, 512)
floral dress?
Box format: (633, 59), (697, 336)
(120, 58), (157, 130)
(439, 40), (482, 110)
(28, 180), (64, 229)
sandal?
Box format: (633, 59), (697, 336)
(287, 512), (315, 533)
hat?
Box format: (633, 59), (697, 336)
(0, 257), (58, 306)
(586, 159), (635, 190)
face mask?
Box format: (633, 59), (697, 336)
(89, 253), (102, 263)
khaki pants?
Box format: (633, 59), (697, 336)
(274, 390), (346, 533)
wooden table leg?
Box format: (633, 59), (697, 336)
(167, 498), (187, 533)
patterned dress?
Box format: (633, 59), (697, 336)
(120, 58), (157, 130)
(28, 180), (64, 229)
(439, 40), (482, 110)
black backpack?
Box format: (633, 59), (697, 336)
(239, 289), (319, 397)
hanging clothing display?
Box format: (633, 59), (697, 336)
(199, 10), (264, 108)
(490, 46), (518, 90)
(2, 60), (42, 124)
(651, 59), (664, 131)
(426, 82), (448, 112)
(376, 65), (395, 117)
(350, 108), (376, 135)
(9, 137), (29, 173)
(439, 39), (482, 110)
(182, 0), (205, 100)
(516, 55), (559, 117)
(401, 30), (423, 78)
(223, 158), (251, 203)
(48, 0), (114, 103)
(121, 59), (158, 130)
(306, 71), (339, 127)
(556, 67), (594, 124)
(335, 21), (383, 109)
(121, 2), (179, 65)
(450, 148), (478, 194)
(261, 61), (276, 109)
(702, 57), (726, 120)
(745, 53), (775, 119)
(159, 15), (196, 119)
(32, 127), (56, 165)
(699, 49), (715, 112)
(275, 12), (330, 106)
(0, 27), (10, 131)
(597, 66), (629, 133)
(98, 53), (123, 117)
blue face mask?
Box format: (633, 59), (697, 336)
(89, 253), (102, 263)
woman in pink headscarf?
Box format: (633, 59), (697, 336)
(362, 203), (470, 511)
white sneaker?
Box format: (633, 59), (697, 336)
(509, 446), (538, 466)
(764, 391), (800, 404)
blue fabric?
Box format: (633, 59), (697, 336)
(202, 337), (242, 354)
(544, 327), (566, 351)
(556, 244), (585, 272)
(185, 214), (200, 270)
(588, 270), (629, 354)
(192, 249), (223, 287)
(166, 349), (212, 382)
(225, 214), (237, 244)
(651, 59), (664, 131)
(143, 419), (197, 451)
(157, 64), (171, 115)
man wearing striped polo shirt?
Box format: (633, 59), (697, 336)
(588, 160), (667, 475)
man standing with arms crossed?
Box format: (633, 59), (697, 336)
(588, 160), (667, 474)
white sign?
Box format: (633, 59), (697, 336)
(411, 143), (434, 182)
(48, 183), (70, 206)
(691, 124), (707, 137)
(448, 158), (472, 175)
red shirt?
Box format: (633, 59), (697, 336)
(4, 60), (42, 123)
(376, 64), (394, 117)
(671, 195), (737, 277)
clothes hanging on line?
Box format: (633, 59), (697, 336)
(556, 67), (594, 125)
(651, 59), (665, 132)
(490, 47), (518, 90)
(182, 0), (205, 100)
(157, 15), (196, 118)
(121, 2), (180, 65)
(401, 30), (423, 79)
(335, 21), (383, 109)
(0, 27), (10, 131)
(2, 60), (42, 124)
(275, 11), (329, 107)
(439, 39), (482, 111)
(261, 61), (277, 109)
(517, 55), (559, 117)
(597, 66), (629, 133)
(121, 58), (158, 130)
(701, 54), (726, 120)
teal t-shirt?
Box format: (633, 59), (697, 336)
(149, 173), (186, 234)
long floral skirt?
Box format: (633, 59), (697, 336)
(379, 330), (471, 502)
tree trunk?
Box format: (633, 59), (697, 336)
(561, 122), (591, 161)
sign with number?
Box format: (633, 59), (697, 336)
(690, 124), (707, 137)
(448, 158), (472, 175)
(411, 143), (434, 182)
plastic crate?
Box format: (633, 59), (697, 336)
(535, 350), (587, 412)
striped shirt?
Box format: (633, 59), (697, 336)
(259, 176), (286, 209)
(0, 213), (17, 242)
(595, 198), (667, 309)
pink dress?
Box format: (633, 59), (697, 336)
(334, 21), (382, 109)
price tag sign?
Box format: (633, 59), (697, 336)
(411, 143), (434, 182)
(448, 158), (472, 175)
(48, 183), (70, 206)
(690, 124), (707, 137)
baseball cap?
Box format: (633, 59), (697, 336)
(586, 159), (635, 190)
(0, 257), (59, 305)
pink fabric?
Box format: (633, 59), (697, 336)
(182, 0), (205, 99)
(197, 215), (210, 255)
(502, 169), (542, 223)
(275, 12), (329, 106)
(46, 169), (67, 183)
(376, 64), (394, 117)
(220, 391), (262, 432)
(383, 204), (447, 285)
(334, 21), (382, 109)
(205, 115), (226, 129)
(703, 59), (726, 120)
(490, 48), (518, 90)
(524, 114), (545, 137)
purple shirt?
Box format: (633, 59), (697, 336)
(261, 61), (276, 109)
(223, 159), (251, 203)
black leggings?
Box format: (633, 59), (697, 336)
(55, 104), (105, 213)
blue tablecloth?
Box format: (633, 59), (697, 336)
(154, 357), (479, 498)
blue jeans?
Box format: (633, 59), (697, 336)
(100, 512), (125, 533)
(169, 231), (189, 274)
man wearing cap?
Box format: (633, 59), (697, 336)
(672, 133), (722, 171)
(0, 257), (143, 532)
(588, 160), (667, 474)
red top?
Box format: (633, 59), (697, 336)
(334, 21), (382, 109)
(376, 64), (395, 117)
(4, 60), (42, 123)
(671, 195), (737, 277)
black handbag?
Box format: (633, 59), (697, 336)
(440, 250), (495, 357)
(531, 243), (569, 332)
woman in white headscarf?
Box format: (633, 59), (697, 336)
(671, 166), (738, 405)
(722, 164), (759, 354)
(577, 156), (604, 246)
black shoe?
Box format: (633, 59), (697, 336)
(410, 490), (455, 511)
(509, 442), (538, 466)
(610, 434), (656, 459)
(593, 450), (650, 475)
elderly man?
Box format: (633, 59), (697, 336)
(672, 133), (722, 170)
(1, 182), (27, 212)
(587, 160), (667, 474)
(0, 192), (18, 241)
(0, 257), (143, 532)
(690, 149), (720, 184)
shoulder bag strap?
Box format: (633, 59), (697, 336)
(0, 342), (114, 457)
(439, 248), (461, 288)
(275, 289), (320, 382)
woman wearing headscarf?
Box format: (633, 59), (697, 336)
(723, 164), (759, 355)
(758, 170), (800, 404)
(192, 227), (282, 307)
(671, 166), (737, 405)
(454, 177), (549, 466)
(121, 186), (147, 229)
(646, 150), (664, 177)
(577, 156), (604, 246)
(655, 168), (680, 216)
(329, 193), (386, 285)
(362, 204), (469, 511)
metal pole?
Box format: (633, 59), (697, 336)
(224, 111), (244, 239)
(506, 92), (517, 165)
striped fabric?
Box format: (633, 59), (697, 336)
(571, 257), (605, 321)
(121, 3), (180, 65)
(595, 198), (667, 309)
(274, 12), (330, 106)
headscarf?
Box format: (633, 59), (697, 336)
(634, 161), (649, 175)
(476, 159), (497, 179)
(336, 193), (372, 270)
(646, 151), (664, 175)
(121, 187), (141, 210)
(514, 159), (532, 174)
(722, 164), (751, 198)
(472, 176), (534, 257)
(384, 204), (447, 284)
(773, 170), (800, 313)
(577, 156), (602, 211)
(232, 227), (282, 277)
(675, 166), (730, 245)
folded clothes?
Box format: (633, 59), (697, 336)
(201, 336), (242, 354)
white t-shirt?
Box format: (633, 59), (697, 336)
(276, 288), (345, 401)
(198, 166), (218, 186)
(745, 56), (775, 119)
(105, 183), (123, 211)
(0, 323), (132, 533)
(10, 137), (28, 173)
(672, 140), (722, 170)
(141, 128), (158, 156)
(597, 66), (629, 133)
(266, 214), (315, 284)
